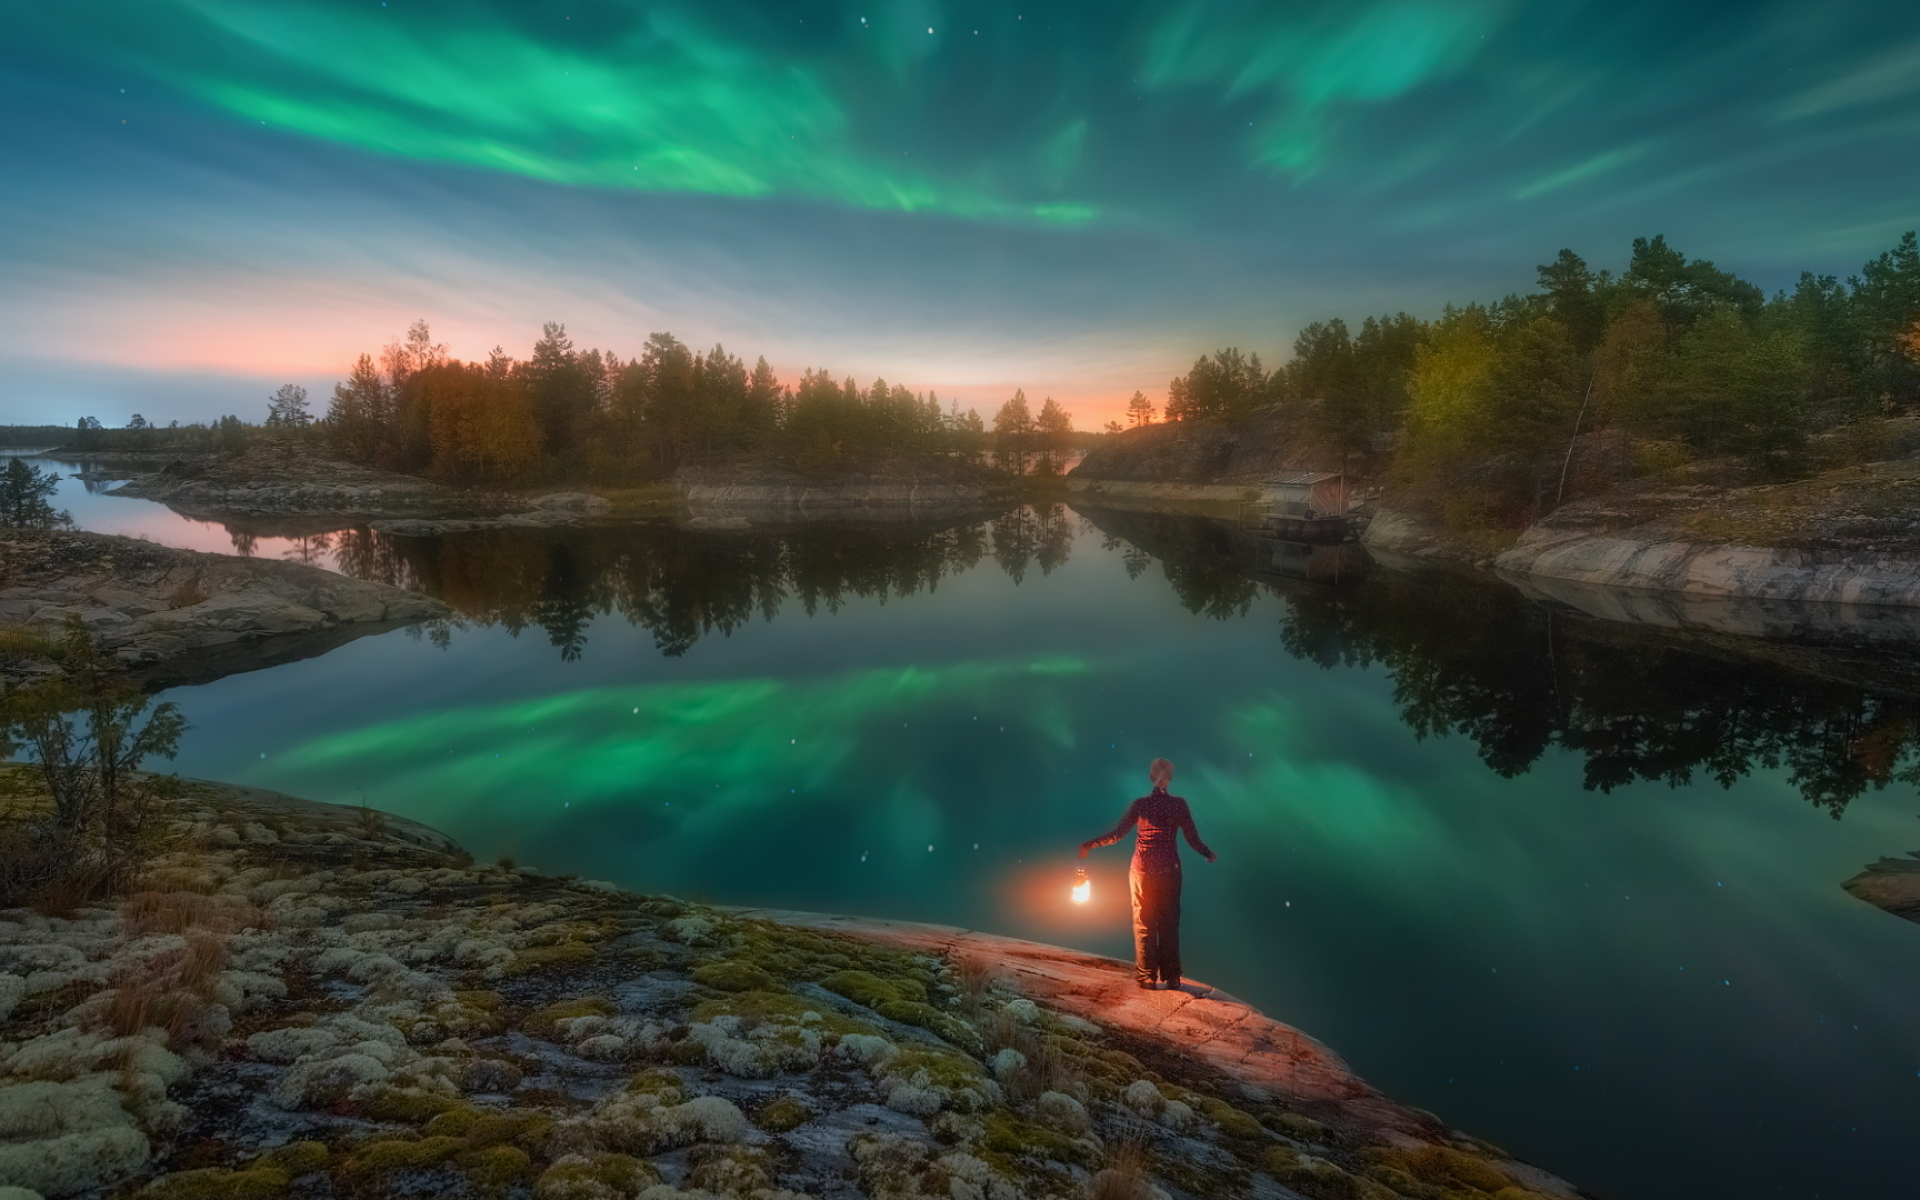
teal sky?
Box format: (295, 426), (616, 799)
(5, 0), (1919, 423)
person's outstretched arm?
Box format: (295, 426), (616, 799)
(1079, 801), (1141, 858)
(1179, 800), (1217, 863)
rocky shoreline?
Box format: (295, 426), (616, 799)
(1843, 852), (1920, 925)
(1357, 458), (1920, 615)
(0, 530), (446, 689)
(0, 773), (1586, 1200)
(676, 467), (1009, 524)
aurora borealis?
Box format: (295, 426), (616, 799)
(6, 0), (1920, 424)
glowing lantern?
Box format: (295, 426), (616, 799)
(1071, 867), (1091, 904)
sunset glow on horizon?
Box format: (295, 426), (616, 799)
(7, 1), (1919, 427)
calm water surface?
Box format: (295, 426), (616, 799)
(29, 457), (1920, 1200)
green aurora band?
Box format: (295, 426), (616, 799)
(265, 657), (1094, 837)
(154, 0), (1099, 223)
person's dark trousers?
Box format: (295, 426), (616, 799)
(1130, 866), (1182, 986)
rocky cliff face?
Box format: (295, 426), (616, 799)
(1491, 459), (1920, 609)
(1069, 412), (1342, 491)
(0, 530), (447, 686)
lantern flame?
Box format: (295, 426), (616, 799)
(1071, 868), (1091, 904)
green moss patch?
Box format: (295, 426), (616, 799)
(358, 1089), (470, 1124)
(534, 1152), (660, 1198)
(458, 1143), (534, 1188)
(134, 1167), (291, 1200)
(691, 958), (783, 993)
(338, 1135), (466, 1179)
(823, 968), (929, 1008)
(754, 1094), (813, 1133)
(522, 994), (616, 1038)
(1366, 1144), (1513, 1194)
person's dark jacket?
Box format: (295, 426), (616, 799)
(1081, 787), (1214, 873)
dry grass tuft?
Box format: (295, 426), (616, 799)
(0, 623), (60, 665)
(99, 928), (231, 1045)
(987, 1008), (1084, 1101)
(949, 952), (1000, 1015)
(167, 577), (209, 609)
(1085, 1124), (1155, 1200)
(355, 803), (388, 840)
(124, 889), (263, 936)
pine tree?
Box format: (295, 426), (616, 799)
(992, 390), (1035, 473)
(266, 383), (312, 431)
(1126, 390), (1155, 427)
(0, 458), (67, 528)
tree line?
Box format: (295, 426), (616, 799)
(312, 323), (1082, 485)
(1145, 232), (1920, 529)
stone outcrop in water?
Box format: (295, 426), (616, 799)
(99, 446), (465, 519)
(1843, 853), (1920, 925)
(0, 530), (445, 686)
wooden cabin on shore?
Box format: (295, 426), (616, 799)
(1243, 471), (1351, 542)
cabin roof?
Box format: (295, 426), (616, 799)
(1260, 471), (1342, 487)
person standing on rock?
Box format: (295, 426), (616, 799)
(1079, 757), (1215, 990)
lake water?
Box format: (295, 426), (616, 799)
(23, 455), (1920, 1200)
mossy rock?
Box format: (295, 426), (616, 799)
(1363, 1164), (1443, 1199)
(874, 998), (982, 1052)
(1196, 1096), (1266, 1141)
(534, 1152), (660, 1199)
(754, 1094), (812, 1133)
(455, 989), (507, 1011)
(424, 1108), (484, 1139)
(1371, 1146), (1512, 1194)
(691, 959), (783, 993)
(258, 1142), (328, 1176)
(625, 1067), (689, 1102)
(1271, 1155), (1397, 1200)
(134, 1167), (290, 1200)
(339, 1135), (465, 1178)
(359, 1089), (470, 1124)
(691, 987), (874, 1037)
(822, 967), (928, 1008)
(504, 941), (597, 975)
(523, 994), (616, 1038)
(687, 1146), (774, 1194)
(1275, 1111), (1329, 1141)
(463, 1109), (555, 1152)
(459, 1144), (534, 1188)
(979, 1110), (1096, 1167)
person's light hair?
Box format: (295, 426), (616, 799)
(1148, 758), (1174, 787)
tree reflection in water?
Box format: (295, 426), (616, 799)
(314, 502), (1919, 814)
(328, 505), (1076, 660)
(1078, 505), (1920, 817)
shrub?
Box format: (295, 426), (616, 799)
(0, 618), (188, 909)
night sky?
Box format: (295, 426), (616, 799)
(6, 0), (1919, 427)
